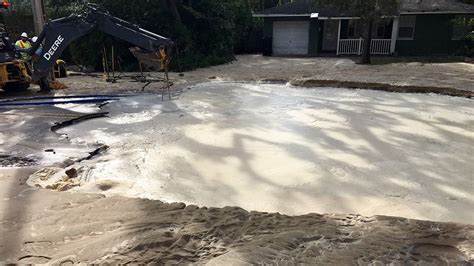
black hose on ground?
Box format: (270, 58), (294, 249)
(51, 112), (109, 132)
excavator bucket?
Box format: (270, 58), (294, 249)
(129, 47), (167, 71)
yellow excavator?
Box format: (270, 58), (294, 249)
(0, 1), (173, 93)
(0, 0), (65, 92)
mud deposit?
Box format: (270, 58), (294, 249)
(1, 169), (473, 264)
(33, 82), (474, 224)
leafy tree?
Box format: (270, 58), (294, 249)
(315, 0), (400, 64)
(451, 15), (474, 56)
(40, 0), (262, 71)
(3, 0), (262, 70)
(1, 0), (35, 37)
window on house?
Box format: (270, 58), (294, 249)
(373, 22), (388, 39)
(347, 20), (358, 38)
(452, 15), (473, 40)
(376, 24), (385, 38)
(398, 15), (416, 40)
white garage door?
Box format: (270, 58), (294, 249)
(272, 21), (310, 55)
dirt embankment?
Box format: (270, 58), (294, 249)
(289, 79), (474, 98)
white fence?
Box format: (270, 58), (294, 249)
(337, 38), (391, 55)
(337, 38), (364, 55)
(370, 39), (391, 55)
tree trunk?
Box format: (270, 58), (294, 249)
(166, 0), (182, 23)
(361, 19), (373, 64)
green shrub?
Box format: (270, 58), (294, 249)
(45, 0), (262, 71)
(462, 31), (474, 57)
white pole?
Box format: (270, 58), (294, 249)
(390, 17), (399, 54)
(358, 38), (363, 55)
(336, 19), (341, 55)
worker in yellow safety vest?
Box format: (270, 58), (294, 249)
(15, 32), (32, 60)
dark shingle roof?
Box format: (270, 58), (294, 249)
(256, 0), (351, 17)
(254, 0), (474, 16)
(256, 0), (314, 15)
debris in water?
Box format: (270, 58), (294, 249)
(77, 145), (109, 163)
(96, 180), (119, 191)
(44, 149), (56, 154)
(51, 112), (109, 132)
(65, 168), (78, 179)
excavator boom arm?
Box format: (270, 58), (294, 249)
(30, 4), (174, 81)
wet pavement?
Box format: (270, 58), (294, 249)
(0, 103), (106, 167)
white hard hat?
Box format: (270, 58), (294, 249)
(32, 36), (38, 43)
(21, 32), (28, 38)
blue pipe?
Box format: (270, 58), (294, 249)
(0, 97), (119, 106)
(0, 94), (133, 103)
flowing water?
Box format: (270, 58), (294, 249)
(47, 82), (473, 223)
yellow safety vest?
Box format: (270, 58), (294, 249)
(15, 40), (32, 60)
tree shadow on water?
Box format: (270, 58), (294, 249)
(156, 83), (473, 223)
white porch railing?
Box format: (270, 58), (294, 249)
(337, 38), (391, 55)
(337, 38), (364, 55)
(370, 39), (391, 55)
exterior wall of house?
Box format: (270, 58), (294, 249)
(263, 17), (320, 56)
(396, 14), (462, 56)
(308, 19), (321, 55)
(339, 19), (393, 40)
(262, 18), (274, 55)
(340, 20), (349, 39)
(262, 14), (469, 57)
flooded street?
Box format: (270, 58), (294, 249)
(34, 82), (473, 223)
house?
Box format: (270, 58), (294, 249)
(253, 0), (474, 56)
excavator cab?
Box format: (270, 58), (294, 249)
(0, 1), (33, 92)
(1, 3), (173, 93)
(0, 0), (66, 92)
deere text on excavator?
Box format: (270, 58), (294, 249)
(0, 2), (174, 93)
